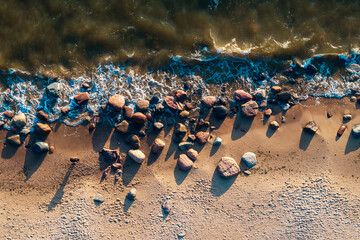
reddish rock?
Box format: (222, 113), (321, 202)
(136, 99), (150, 112)
(175, 90), (187, 102)
(270, 121), (280, 129)
(240, 101), (259, 118)
(34, 123), (52, 136)
(264, 108), (272, 117)
(37, 110), (49, 121)
(132, 112), (147, 125)
(4, 110), (14, 118)
(337, 125), (346, 136)
(186, 149), (198, 161)
(49, 146), (55, 153)
(152, 138), (166, 154)
(164, 96), (184, 111)
(108, 94), (125, 111)
(177, 154), (193, 171)
(185, 103), (193, 110)
(271, 86), (282, 93)
(123, 106), (134, 120)
(201, 96), (216, 108)
(146, 113), (154, 122)
(196, 131), (209, 144)
(217, 157), (240, 178)
(234, 90), (252, 102)
(74, 92), (90, 105)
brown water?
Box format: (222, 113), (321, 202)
(1, 0), (360, 75)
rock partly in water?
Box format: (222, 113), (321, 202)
(240, 101), (259, 118)
(253, 89), (266, 100)
(35, 123), (52, 136)
(234, 90), (252, 102)
(177, 154), (193, 171)
(12, 113), (27, 128)
(37, 111), (49, 121)
(217, 157), (240, 178)
(277, 91), (292, 102)
(152, 138), (165, 154)
(74, 92), (90, 105)
(153, 122), (164, 130)
(46, 82), (61, 98)
(303, 121), (318, 134)
(241, 152), (257, 168)
(33, 142), (49, 153)
(128, 149), (145, 163)
(270, 121), (280, 129)
(136, 100), (150, 112)
(108, 94), (125, 111)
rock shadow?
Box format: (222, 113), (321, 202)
(147, 151), (161, 166)
(231, 114), (254, 140)
(1, 144), (19, 159)
(48, 163), (75, 211)
(91, 121), (113, 152)
(345, 133), (360, 154)
(23, 149), (47, 180)
(121, 156), (141, 186)
(210, 144), (220, 157)
(123, 196), (134, 212)
(299, 129), (315, 151)
(208, 111), (226, 130)
(174, 166), (190, 185)
(266, 126), (277, 138)
(210, 169), (237, 196)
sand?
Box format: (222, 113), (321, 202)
(1, 97), (360, 239)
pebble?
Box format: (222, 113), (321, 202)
(270, 121), (280, 129)
(241, 152), (257, 168)
(243, 170), (251, 175)
(99, 148), (120, 163)
(177, 154), (193, 171)
(128, 149), (145, 163)
(115, 120), (129, 134)
(128, 134), (141, 148)
(213, 137), (222, 146)
(36, 110), (49, 121)
(123, 106), (134, 119)
(277, 91), (292, 102)
(132, 112), (147, 125)
(153, 122), (164, 130)
(4, 110), (14, 118)
(94, 194), (104, 203)
(127, 188), (137, 200)
(271, 86), (282, 94)
(70, 157), (79, 163)
(186, 149), (198, 161)
(175, 90), (187, 102)
(49, 146), (55, 153)
(264, 108), (272, 117)
(12, 113), (27, 128)
(164, 96), (183, 111)
(343, 114), (352, 122)
(352, 124), (360, 138)
(136, 99), (149, 112)
(217, 157), (240, 178)
(337, 125), (346, 136)
(174, 123), (187, 135)
(162, 200), (172, 214)
(281, 116), (286, 123)
(253, 89), (266, 100)
(152, 138), (166, 154)
(108, 94), (125, 111)
(327, 112), (332, 118)
(179, 110), (189, 119)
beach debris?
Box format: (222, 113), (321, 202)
(175, 90), (187, 102)
(179, 110), (189, 119)
(32, 142), (49, 153)
(179, 141), (194, 150)
(164, 96), (183, 111)
(327, 112), (332, 118)
(123, 106), (134, 119)
(34, 123), (52, 136)
(128, 134), (140, 149)
(132, 112), (147, 125)
(4, 110), (14, 118)
(343, 114), (352, 122)
(201, 96), (216, 108)
(99, 148), (119, 163)
(303, 121), (318, 134)
(162, 200), (172, 214)
(136, 99), (149, 113)
(186, 149), (198, 161)
(337, 125), (346, 136)
(271, 86), (282, 94)
(74, 92), (90, 105)
(217, 157), (240, 178)
(152, 138), (165, 154)
(351, 124), (360, 138)
(240, 100), (259, 118)
(153, 122), (164, 130)
(12, 113), (27, 128)
(270, 121), (280, 129)
(277, 91), (292, 102)
(234, 90), (252, 102)
(264, 108), (272, 117)
(128, 149), (145, 163)
(177, 154), (193, 171)
(196, 131), (209, 144)
(70, 157), (79, 163)
(127, 188), (137, 200)
(108, 94), (125, 111)
(46, 82), (61, 98)
(213, 137), (222, 146)
(94, 193), (104, 203)
(6, 134), (21, 146)
(242, 152), (257, 168)
(213, 105), (228, 120)
(115, 120), (129, 134)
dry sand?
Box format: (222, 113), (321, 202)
(1, 97), (360, 239)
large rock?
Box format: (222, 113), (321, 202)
(177, 154), (193, 171)
(213, 105), (228, 120)
(152, 138), (165, 154)
(6, 134), (21, 146)
(99, 148), (119, 163)
(240, 101), (259, 118)
(33, 142), (49, 153)
(201, 96), (216, 108)
(108, 94), (125, 111)
(217, 157), (240, 178)
(277, 91), (292, 102)
(132, 112), (147, 125)
(196, 131), (209, 144)
(186, 149), (198, 161)
(234, 90), (252, 102)
(123, 106), (134, 120)
(115, 120), (129, 134)
(12, 113), (27, 128)
(136, 100), (149, 112)
(241, 152), (257, 168)
(303, 121), (318, 134)
(164, 96), (183, 111)
(128, 149), (145, 164)
(74, 92), (90, 105)
(46, 82), (61, 98)
(352, 124), (360, 138)
(34, 123), (52, 136)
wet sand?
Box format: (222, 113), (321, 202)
(1, 97), (360, 239)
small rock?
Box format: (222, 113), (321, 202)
(108, 94), (125, 111)
(128, 149), (145, 163)
(94, 193), (104, 203)
(186, 149), (198, 161)
(154, 103), (165, 114)
(187, 134), (196, 141)
(37, 110), (49, 121)
(34, 123), (52, 136)
(6, 134), (21, 146)
(89, 123), (96, 132)
(350, 96), (356, 102)
(196, 131), (209, 144)
(153, 122), (164, 130)
(242, 152), (257, 168)
(281, 116), (286, 123)
(264, 108), (272, 117)
(162, 200), (172, 214)
(60, 106), (70, 115)
(74, 92), (90, 105)
(128, 135), (141, 149)
(234, 90), (252, 102)
(240, 101), (259, 118)
(132, 112), (147, 125)
(243, 170), (251, 175)
(49, 146), (55, 153)
(177, 154), (193, 171)
(185, 103), (193, 110)
(123, 106), (134, 119)
(164, 96), (183, 111)
(70, 157), (79, 163)
(271, 86), (282, 94)
(46, 82), (61, 98)
(343, 114), (352, 122)
(127, 188), (137, 200)
(217, 157), (240, 178)
(327, 112), (332, 118)
(201, 96), (216, 108)
(150, 96), (159, 105)
(115, 121), (129, 134)
(213, 137), (222, 146)
(81, 82), (90, 89)
(305, 64), (317, 75)
(4, 110), (14, 118)
(175, 90), (187, 102)
(174, 123), (187, 135)
(111, 163), (122, 170)
(99, 148), (119, 163)
(253, 89), (266, 100)
(179, 111), (189, 119)
(337, 125), (346, 136)
(270, 121), (280, 129)
(33, 142), (49, 153)
(352, 124), (360, 138)
(303, 121), (318, 134)
(213, 105), (228, 120)
(152, 138), (165, 154)
(179, 142), (194, 150)
(136, 100), (149, 112)
(12, 113), (27, 128)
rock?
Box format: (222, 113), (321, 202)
(89, 123), (96, 132)
(243, 170), (251, 176)
(186, 149), (198, 161)
(132, 112), (147, 125)
(12, 113), (27, 128)
(271, 86), (282, 93)
(303, 121), (318, 134)
(213, 137), (222, 146)
(240, 101), (259, 118)
(6, 134), (21, 146)
(337, 125), (346, 136)
(259, 101), (267, 108)
(127, 188), (137, 200)
(347, 63), (360, 74)
(34, 123), (52, 136)
(213, 105), (228, 120)
(196, 131), (209, 144)
(177, 154), (193, 171)
(128, 135), (141, 149)
(70, 157), (79, 163)
(162, 200), (172, 214)
(234, 90), (252, 102)
(152, 138), (165, 154)
(108, 94), (125, 111)
(33, 142), (49, 153)
(99, 148), (119, 163)
(281, 116), (286, 123)
(270, 121), (280, 129)
(305, 64), (317, 75)
(179, 111), (189, 119)
(175, 90), (187, 102)
(46, 82), (61, 98)
(4, 110), (14, 118)
(179, 141), (194, 150)
(264, 108), (272, 117)
(128, 149), (145, 163)
(146, 113), (154, 122)
(327, 112), (332, 118)
(154, 103), (165, 114)
(74, 92), (90, 105)
(352, 124), (360, 138)
(37, 110), (49, 121)
(253, 89), (266, 100)
(136, 100), (149, 112)
(81, 82), (90, 89)
(20, 128), (30, 136)
(60, 106), (70, 115)
(153, 122), (164, 130)
(217, 157), (240, 178)
(82, 116), (91, 125)
(174, 123), (187, 135)
(115, 121), (129, 134)
(187, 134), (196, 141)
(242, 152), (257, 168)
(277, 91), (292, 102)
(350, 96), (356, 102)
(123, 106), (134, 120)
(201, 96), (216, 108)
(343, 114), (352, 122)
(94, 193), (104, 203)
(185, 103), (193, 110)
(164, 96), (183, 111)
(150, 96), (159, 105)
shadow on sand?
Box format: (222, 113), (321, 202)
(210, 169), (237, 196)
(174, 165), (190, 185)
(345, 132), (360, 154)
(23, 149), (47, 180)
(231, 114), (254, 140)
(299, 129), (315, 151)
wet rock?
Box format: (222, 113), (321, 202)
(108, 94), (125, 111)
(162, 200), (172, 214)
(281, 116), (286, 123)
(217, 157), (240, 178)
(146, 113), (154, 122)
(6, 134), (21, 146)
(270, 121), (280, 129)
(179, 141), (194, 151)
(127, 188), (137, 200)
(152, 138), (165, 154)
(259, 101), (268, 108)
(186, 149), (198, 161)
(213, 137), (222, 146)
(4, 110), (14, 118)
(153, 122), (164, 130)
(99, 148), (119, 163)
(174, 123), (187, 135)
(179, 110), (189, 119)
(177, 154), (193, 171)
(136, 100), (149, 112)
(154, 103), (165, 114)
(303, 121), (318, 134)
(33, 142), (49, 153)
(305, 64), (317, 75)
(241, 152), (257, 168)
(132, 112), (147, 125)
(343, 114), (352, 122)
(337, 125), (346, 136)
(123, 106), (134, 120)
(89, 123), (96, 132)
(37, 110), (49, 121)
(271, 86), (282, 94)
(352, 124), (360, 138)
(12, 113), (27, 128)
(46, 82), (61, 98)
(277, 91), (292, 102)
(201, 96), (216, 108)
(196, 131), (209, 144)
(128, 149), (145, 163)
(240, 101), (259, 118)
(34, 123), (52, 136)
(115, 120), (129, 134)
(264, 108), (272, 117)
(175, 90), (187, 102)
(350, 95), (356, 102)
(128, 135), (140, 149)
(150, 96), (159, 105)
(60, 106), (70, 115)
(234, 90), (252, 102)
(253, 89), (266, 100)
(164, 96), (183, 111)
(81, 82), (90, 89)
(74, 92), (90, 105)
(185, 103), (193, 110)
(213, 105), (228, 120)
(94, 193), (104, 203)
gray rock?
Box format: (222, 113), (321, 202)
(128, 149), (145, 163)
(303, 121), (318, 134)
(6, 134), (21, 146)
(177, 154), (193, 171)
(94, 193), (104, 203)
(253, 89), (266, 100)
(186, 149), (198, 161)
(352, 124), (360, 138)
(162, 200), (172, 214)
(178, 141), (194, 151)
(213, 137), (222, 146)
(241, 152), (257, 168)
(47, 82), (61, 98)
(217, 157), (240, 178)
(33, 142), (49, 153)
(127, 188), (137, 200)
